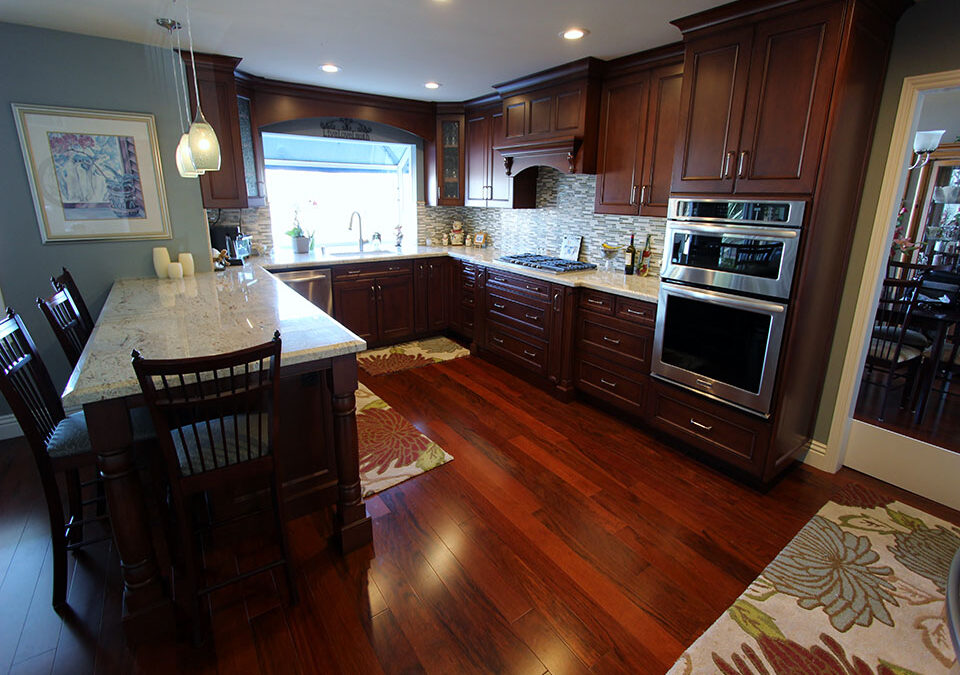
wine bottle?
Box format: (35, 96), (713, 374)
(624, 234), (636, 275)
(639, 234), (652, 276)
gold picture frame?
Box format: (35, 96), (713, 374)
(473, 232), (487, 248)
(12, 103), (172, 242)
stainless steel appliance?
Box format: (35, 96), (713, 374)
(652, 197), (806, 416)
(210, 225), (253, 265)
(272, 268), (333, 315)
(498, 253), (597, 273)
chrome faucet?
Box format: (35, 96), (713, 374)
(348, 211), (364, 251)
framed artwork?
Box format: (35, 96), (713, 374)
(12, 104), (172, 242)
(473, 232), (486, 248)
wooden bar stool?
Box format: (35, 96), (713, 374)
(131, 332), (297, 643)
(0, 308), (153, 610)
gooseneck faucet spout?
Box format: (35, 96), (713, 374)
(348, 211), (364, 251)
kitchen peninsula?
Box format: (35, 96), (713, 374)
(61, 265), (370, 638)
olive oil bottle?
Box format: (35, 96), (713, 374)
(624, 234), (636, 275)
(638, 234), (652, 276)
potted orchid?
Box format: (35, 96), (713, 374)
(285, 207), (313, 253)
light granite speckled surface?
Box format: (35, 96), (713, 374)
(262, 246), (661, 303)
(62, 265), (366, 408)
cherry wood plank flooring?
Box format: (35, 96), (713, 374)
(1, 354), (958, 674)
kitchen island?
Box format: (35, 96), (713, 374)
(62, 265), (370, 641)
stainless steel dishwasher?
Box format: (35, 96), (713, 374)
(272, 268), (333, 315)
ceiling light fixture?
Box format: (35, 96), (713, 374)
(320, 63), (340, 73)
(425, 81), (441, 89)
(158, 15), (203, 177)
(561, 27), (589, 40)
(183, 0), (221, 172)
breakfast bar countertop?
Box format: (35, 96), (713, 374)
(61, 264), (366, 408)
(263, 245), (662, 303)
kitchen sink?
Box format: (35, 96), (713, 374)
(327, 249), (401, 256)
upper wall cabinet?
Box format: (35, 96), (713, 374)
(594, 59), (683, 216)
(671, 2), (843, 195)
(464, 102), (536, 209)
(492, 58), (603, 177)
(436, 112), (465, 206)
(184, 53), (265, 209)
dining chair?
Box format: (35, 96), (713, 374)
(0, 309), (153, 610)
(864, 276), (926, 420)
(37, 289), (93, 369)
(131, 332), (297, 643)
(51, 267), (95, 335)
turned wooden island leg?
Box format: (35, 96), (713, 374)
(84, 398), (174, 641)
(329, 355), (372, 553)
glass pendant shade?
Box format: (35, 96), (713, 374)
(176, 133), (202, 178)
(187, 110), (221, 171)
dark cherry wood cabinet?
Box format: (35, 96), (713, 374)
(332, 279), (378, 344)
(594, 61), (682, 217)
(436, 113), (465, 206)
(449, 260), (478, 341)
(332, 261), (415, 347)
(671, 1), (843, 195)
(377, 275), (416, 343)
(464, 103), (536, 209)
(415, 258), (449, 335)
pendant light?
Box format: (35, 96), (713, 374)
(184, 0), (221, 171)
(159, 14), (203, 177)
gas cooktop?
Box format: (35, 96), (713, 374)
(498, 253), (597, 274)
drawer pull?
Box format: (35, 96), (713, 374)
(346, 269), (362, 275)
(491, 336), (504, 344)
(524, 313), (540, 321)
(602, 336), (621, 345)
(625, 308), (647, 317)
(689, 418), (713, 432)
(387, 266), (402, 271)
(493, 302), (506, 310)
(525, 284), (539, 291)
(493, 276), (507, 283)
(600, 378), (617, 388)
(522, 350), (537, 358)
(587, 298), (605, 305)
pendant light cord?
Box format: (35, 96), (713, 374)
(173, 13), (193, 133)
(165, 19), (186, 135)
(185, 0), (202, 114)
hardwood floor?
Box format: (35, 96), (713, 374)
(2, 354), (958, 674)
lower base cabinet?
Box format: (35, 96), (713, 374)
(332, 261), (415, 347)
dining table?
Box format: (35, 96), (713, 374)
(61, 264), (371, 642)
(911, 301), (960, 423)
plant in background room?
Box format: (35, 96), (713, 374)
(286, 207), (314, 253)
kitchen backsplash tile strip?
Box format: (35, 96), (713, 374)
(418, 167), (666, 267)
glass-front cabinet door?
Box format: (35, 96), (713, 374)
(436, 114), (464, 206)
(903, 143), (960, 270)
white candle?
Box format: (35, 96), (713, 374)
(152, 247), (171, 278)
(178, 253), (195, 277)
(167, 262), (184, 279)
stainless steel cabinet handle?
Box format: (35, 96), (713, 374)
(602, 336), (621, 345)
(689, 418), (713, 432)
(630, 185), (638, 205)
(493, 276), (506, 283)
(524, 313), (539, 320)
(523, 350), (537, 358)
(387, 266), (402, 271)
(625, 308), (647, 317)
(493, 302), (506, 310)
(347, 269), (362, 275)
(738, 151), (749, 179)
(492, 336), (504, 344)
(640, 185), (649, 206)
(525, 284), (538, 291)
(587, 298), (604, 305)
(723, 151), (735, 179)
(600, 378), (617, 388)
(369, 285), (375, 301)
(437, 185), (441, 200)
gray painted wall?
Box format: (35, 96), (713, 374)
(0, 21), (211, 414)
(814, 0), (960, 441)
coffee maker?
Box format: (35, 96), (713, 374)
(210, 225), (252, 265)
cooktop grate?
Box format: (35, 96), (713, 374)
(497, 253), (597, 274)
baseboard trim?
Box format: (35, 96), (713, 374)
(801, 439), (835, 472)
(0, 413), (22, 441)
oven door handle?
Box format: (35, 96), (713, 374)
(661, 282), (787, 314)
(666, 221), (799, 240)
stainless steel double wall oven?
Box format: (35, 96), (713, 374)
(652, 198), (806, 416)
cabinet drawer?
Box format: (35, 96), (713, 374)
(575, 357), (646, 414)
(615, 297), (656, 327)
(461, 288), (476, 308)
(332, 260), (413, 280)
(577, 313), (651, 371)
(579, 289), (615, 315)
(486, 270), (551, 302)
(486, 322), (547, 375)
(461, 306), (475, 334)
(460, 262), (477, 278)
(486, 291), (549, 338)
(648, 381), (768, 474)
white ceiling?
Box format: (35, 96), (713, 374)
(0, 0), (728, 102)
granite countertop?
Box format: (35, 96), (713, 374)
(62, 265), (366, 408)
(261, 245), (661, 303)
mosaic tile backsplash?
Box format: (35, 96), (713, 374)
(418, 167), (665, 268)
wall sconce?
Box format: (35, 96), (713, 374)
(907, 129), (945, 170)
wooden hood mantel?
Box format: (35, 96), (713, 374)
(493, 136), (582, 176)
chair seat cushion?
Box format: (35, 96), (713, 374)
(868, 340), (923, 363)
(872, 325), (932, 349)
(47, 407), (155, 460)
(170, 413), (271, 476)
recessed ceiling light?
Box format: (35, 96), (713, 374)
(425, 81), (441, 89)
(561, 28), (589, 40)
(320, 64), (340, 73)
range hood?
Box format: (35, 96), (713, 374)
(494, 136), (581, 176)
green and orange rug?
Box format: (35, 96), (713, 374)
(358, 336), (470, 376)
(356, 382), (452, 498)
(668, 485), (960, 674)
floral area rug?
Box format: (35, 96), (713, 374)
(358, 336), (470, 376)
(668, 485), (960, 675)
(356, 382), (452, 498)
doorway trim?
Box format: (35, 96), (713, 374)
(820, 68), (960, 503)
